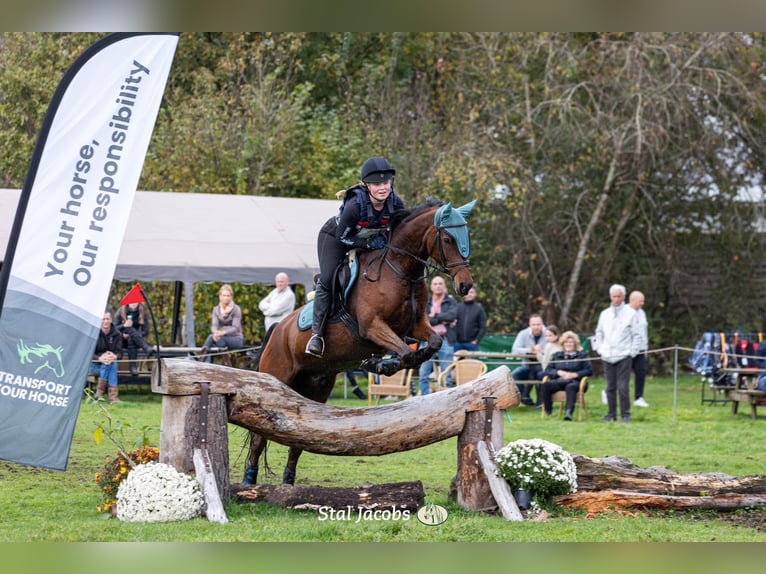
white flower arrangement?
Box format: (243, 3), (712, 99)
(116, 461), (204, 523)
(494, 438), (578, 498)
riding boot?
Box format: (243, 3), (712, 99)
(93, 378), (108, 401)
(305, 283), (331, 357)
(129, 361), (138, 376)
(351, 385), (367, 400)
(108, 386), (122, 404)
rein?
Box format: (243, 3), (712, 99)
(362, 218), (471, 282)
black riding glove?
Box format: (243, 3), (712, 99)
(366, 235), (387, 250)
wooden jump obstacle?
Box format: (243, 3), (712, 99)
(151, 359), (522, 520)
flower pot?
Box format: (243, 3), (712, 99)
(513, 488), (533, 510)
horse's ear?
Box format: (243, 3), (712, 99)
(434, 203), (452, 226)
(456, 199), (478, 218)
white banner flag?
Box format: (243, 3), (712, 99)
(0, 33), (178, 469)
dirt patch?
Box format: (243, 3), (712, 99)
(715, 508), (766, 532)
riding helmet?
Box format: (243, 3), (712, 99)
(361, 157), (396, 183)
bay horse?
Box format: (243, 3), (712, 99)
(246, 198), (477, 485)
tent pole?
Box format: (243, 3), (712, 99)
(184, 280), (196, 346)
(171, 281), (183, 345)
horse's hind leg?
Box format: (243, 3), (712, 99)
(282, 446), (303, 485)
(244, 431), (267, 485)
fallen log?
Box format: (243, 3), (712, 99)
(230, 481), (425, 512)
(573, 454), (766, 495)
(551, 455), (766, 513)
(554, 490), (766, 513)
(152, 359), (519, 456)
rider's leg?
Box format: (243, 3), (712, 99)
(306, 281), (331, 357)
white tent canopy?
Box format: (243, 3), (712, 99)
(1, 189), (339, 344)
(1, 188), (338, 286)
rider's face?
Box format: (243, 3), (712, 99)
(367, 179), (392, 204)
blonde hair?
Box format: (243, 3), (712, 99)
(558, 330), (583, 351)
(218, 284), (234, 297)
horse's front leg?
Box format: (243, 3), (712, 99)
(358, 317), (418, 365)
(406, 317), (442, 368)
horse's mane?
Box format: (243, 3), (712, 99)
(389, 197), (444, 231)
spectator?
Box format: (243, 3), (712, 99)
(541, 330), (593, 420)
(89, 310), (123, 404)
(511, 314), (547, 406)
(629, 290), (649, 408)
(115, 301), (154, 375)
(258, 272), (296, 334)
(201, 284), (243, 362)
(418, 275), (457, 395)
(537, 325), (562, 374)
(454, 286), (487, 353)
(594, 284), (642, 423)
(344, 370), (367, 400)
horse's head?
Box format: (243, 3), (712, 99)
(430, 199), (476, 296)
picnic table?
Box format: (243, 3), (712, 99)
(717, 368), (766, 420)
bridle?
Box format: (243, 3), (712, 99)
(363, 210), (471, 284)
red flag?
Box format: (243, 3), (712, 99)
(120, 283), (146, 306)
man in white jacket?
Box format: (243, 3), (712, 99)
(594, 284), (642, 423)
(258, 272), (296, 333)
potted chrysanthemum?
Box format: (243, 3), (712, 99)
(494, 438), (578, 508)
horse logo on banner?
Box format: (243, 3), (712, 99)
(17, 340), (66, 377)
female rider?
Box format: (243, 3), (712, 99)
(305, 157), (405, 357)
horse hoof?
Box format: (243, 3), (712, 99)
(379, 359), (402, 376)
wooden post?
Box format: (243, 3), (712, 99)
(155, 380), (231, 504)
(452, 395), (512, 512)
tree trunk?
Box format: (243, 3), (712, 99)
(556, 491), (766, 512)
(572, 454), (766, 495)
(152, 359), (519, 456)
(231, 481), (425, 512)
(553, 454), (766, 513)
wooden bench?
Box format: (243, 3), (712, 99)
(718, 368), (766, 420)
(85, 346), (233, 393)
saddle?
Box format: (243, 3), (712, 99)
(298, 251), (361, 338)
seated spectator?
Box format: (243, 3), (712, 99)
(201, 284), (243, 362)
(115, 301), (154, 375)
(540, 330), (593, 420)
(89, 310), (123, 404)
(537, 325), (561, 376)
(511, 314), (546, 406)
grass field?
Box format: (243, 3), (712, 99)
(1, 371), (765, 543)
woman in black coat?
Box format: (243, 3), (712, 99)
(541, 330), (593, 420)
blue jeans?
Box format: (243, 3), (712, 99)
(418, 338), (454, 395)
(454, 341), (479, 352)
(512, 364), (543, 404)
(89, 361), (118, 387)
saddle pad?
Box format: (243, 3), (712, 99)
(297, 254), (360, 331)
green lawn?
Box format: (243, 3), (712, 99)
(1, 372), (765, 542)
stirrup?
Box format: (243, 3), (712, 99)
(305, 334), (325, 357)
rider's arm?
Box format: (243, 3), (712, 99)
(336, 201), (371, 249)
